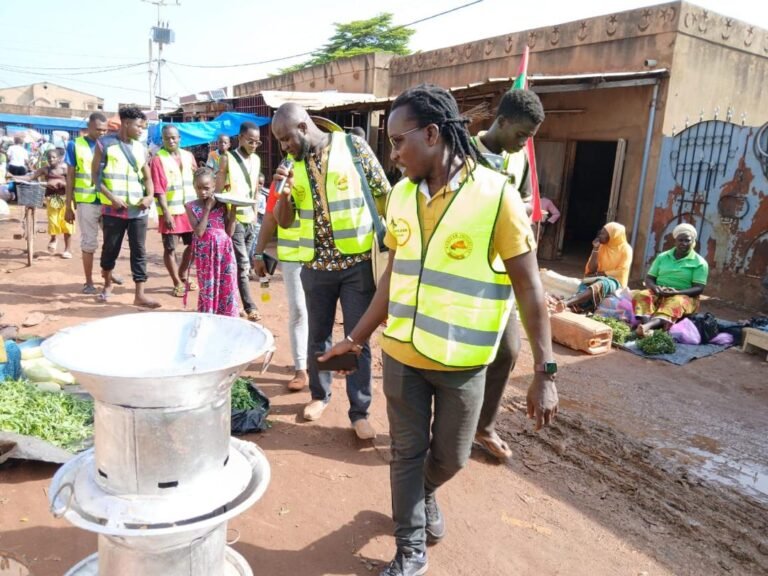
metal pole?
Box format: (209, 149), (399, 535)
(158, 42), (163, 110)
(148, 38), (153, 111)
(630, 80), (660, 250)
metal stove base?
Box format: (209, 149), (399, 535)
(64, 546), (253, 576)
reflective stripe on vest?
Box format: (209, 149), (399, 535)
(289, 132), (373, 262)
(226, 150), (260, 224)
(383, 166), (513, 368)
(156, 148), (195, 216)
(73, 137), (97, 204)
(99, 139), (147, 206)
(276, 215), (303, 262)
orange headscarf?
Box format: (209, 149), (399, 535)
(587, 222), (633, 287)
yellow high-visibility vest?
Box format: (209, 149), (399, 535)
(73, 137), (97, 204)
(156, 148), (195, 216)
(276, 210), (303, 262)
(226, 149), (260, 224)
(384, 165), (513, 368)
(287, 132), (372, 262)
(99, 139), (147, 206)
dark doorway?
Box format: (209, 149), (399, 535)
(562, 141), (617, 258)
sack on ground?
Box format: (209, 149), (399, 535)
(690, 312), (719, 344)
(669, 318), (701, 345)
(231, 381), (270, 435)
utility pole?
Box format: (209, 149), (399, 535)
(143, 0), (179, 110)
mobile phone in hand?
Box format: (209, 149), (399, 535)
(315, 351), (358, 372)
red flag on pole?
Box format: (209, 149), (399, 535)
(510, 46), (543, 223)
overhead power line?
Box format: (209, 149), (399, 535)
(167, 0), (484, 70)
(0, 61), (150, 76)
(0, 65), (150, 94)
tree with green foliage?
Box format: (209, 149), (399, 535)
(280, 13), (414, 74)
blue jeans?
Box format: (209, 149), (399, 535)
(232, 222), (257, 313)
(300, 260), (375, 423)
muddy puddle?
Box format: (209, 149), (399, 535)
(559, 397), (768, 505)
(496, 398), (768, 576)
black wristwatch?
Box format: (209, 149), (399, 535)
(534, 362), (558, 376)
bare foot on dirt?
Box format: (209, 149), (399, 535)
(636, 324), (653, 338)
(134, 297), (161, 309)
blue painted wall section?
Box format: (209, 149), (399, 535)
(646, 121), (768, 305)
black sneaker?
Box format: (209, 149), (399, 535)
(424, 490), (445, 544)
(380, 550), (428, 576)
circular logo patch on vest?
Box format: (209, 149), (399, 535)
(335, 174), (349, 191)
(293, 184), (306, 204)
(445, 232), (473, 260)
(389, 217), (411, 246)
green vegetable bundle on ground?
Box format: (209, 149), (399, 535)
(231, 378), (268, 411)
(231, 378), (271, 435)
(636, 331), (677, 355)
(0, 379), (93, 450)
(592, 315), (632, 344)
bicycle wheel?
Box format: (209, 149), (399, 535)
(26, 207), (35, 266)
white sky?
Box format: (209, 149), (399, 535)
(0, 0), (765, 111)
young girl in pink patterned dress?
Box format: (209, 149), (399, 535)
(185, 167), (239, 316)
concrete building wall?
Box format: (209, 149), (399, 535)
(388, 4), (681, 95)
(0, 102), (98, 119)
(233, 53), (393, 97)
(0, 83), (104, 111)
(663, 28), (768, 134)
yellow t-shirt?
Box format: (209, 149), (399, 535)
(381, 164), (536, 371)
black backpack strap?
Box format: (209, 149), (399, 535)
(229, 150), (254, 197)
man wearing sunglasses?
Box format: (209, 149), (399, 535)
(320, 85), (557, 576)
(215, 121), (263, 322)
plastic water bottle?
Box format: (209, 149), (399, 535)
(260, 276), (271, 302)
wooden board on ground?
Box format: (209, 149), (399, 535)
(741, 327), (768, 361)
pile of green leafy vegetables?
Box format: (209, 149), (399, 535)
(592, 315), (633, 344)
(0, 379), (93, 449)
(231, 378), (268, 411)
(636, 331), (677, 355)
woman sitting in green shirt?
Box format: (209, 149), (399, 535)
(633, 223), (708, 337)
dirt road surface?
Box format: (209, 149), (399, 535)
(1, 215), (767, 575)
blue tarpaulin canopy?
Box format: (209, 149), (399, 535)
(149, 112), (270, 148)
(0, 112), (87, 132)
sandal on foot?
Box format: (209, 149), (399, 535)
(287, 373), (308, 392)
(97, 291), (110, 302)
(182, 279), (198, 291)
(475, 433), (512, 460)
(82, 284), (98, 295)
(246, 309), (262, 322)
(112, 274), (125, 286)
(47, 241), (57, 253)
(172, 284), (186, 298)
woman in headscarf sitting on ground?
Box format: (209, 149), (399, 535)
(632, 223), (708, 337)
(556, 222), (632, 313)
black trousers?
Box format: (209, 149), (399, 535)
(100, 215), (148, 283)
